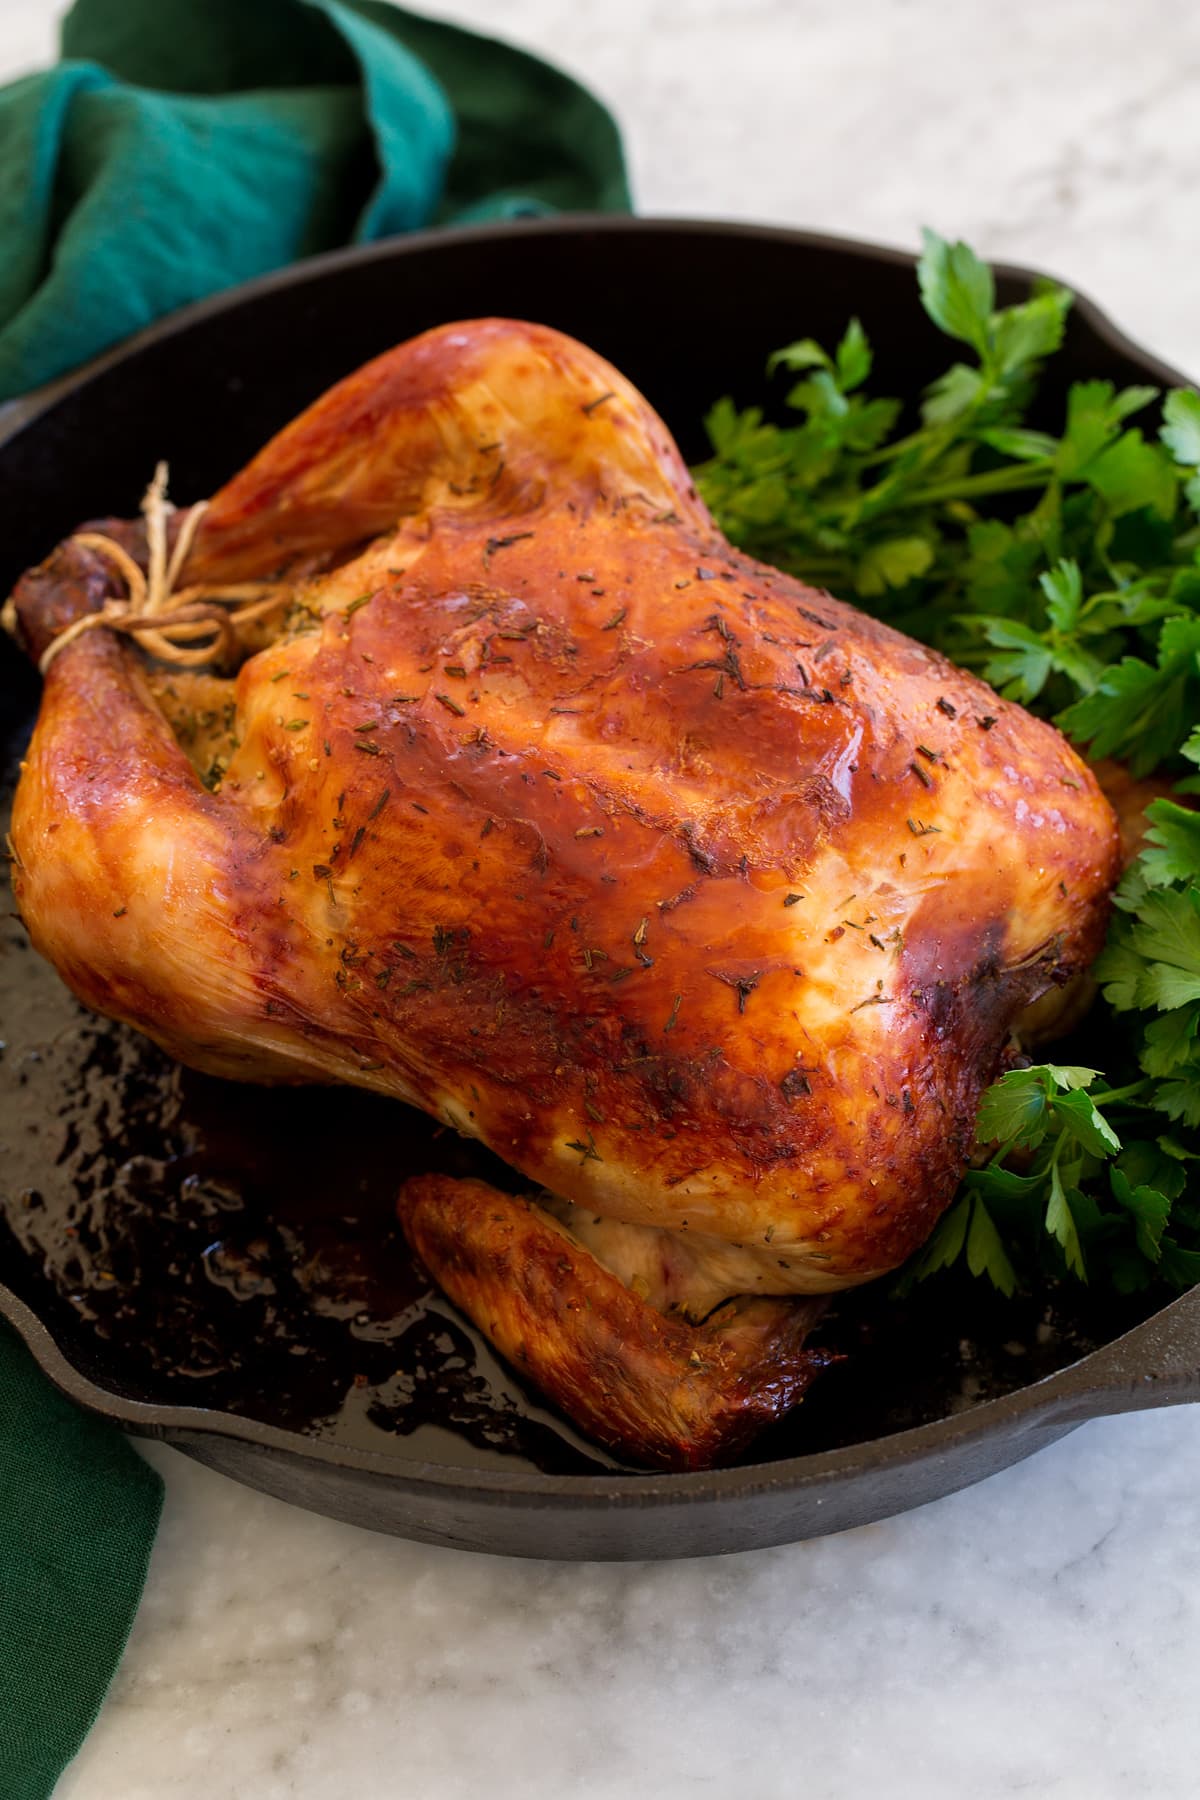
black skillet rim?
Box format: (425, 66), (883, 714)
(2, 212), (1195, 1507)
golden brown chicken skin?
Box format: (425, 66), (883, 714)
(7, 319), (1121, 1468)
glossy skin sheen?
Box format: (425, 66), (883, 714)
(9, 321), (1121, 1467)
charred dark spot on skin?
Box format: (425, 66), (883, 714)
(679, 822), (717, 875)
(780, 1068), (812, 1103)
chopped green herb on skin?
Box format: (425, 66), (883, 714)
(695, 227), (1200, 1299)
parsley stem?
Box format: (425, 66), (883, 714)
(1091, 1078), (1152, 1106)
(900, 460), (1055, 509)
(856, 426), (945, 469)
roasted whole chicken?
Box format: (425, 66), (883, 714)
(6, 320), (1122, 1469)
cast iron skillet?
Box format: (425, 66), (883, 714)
(2, 217), (1199, 1561)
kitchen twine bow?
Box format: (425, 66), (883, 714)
(0, 464), (288, 674)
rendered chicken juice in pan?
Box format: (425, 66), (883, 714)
(4, 318), (1121, 1469)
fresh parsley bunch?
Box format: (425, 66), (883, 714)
(694, 230), (1200, 1297)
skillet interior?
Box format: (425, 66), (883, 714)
(2, 217), (1198, 1557)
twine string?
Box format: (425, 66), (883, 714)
(1, 463), (289, 675)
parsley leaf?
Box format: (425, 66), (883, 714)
(1101, 887), (1200, 1010)
(694, 229), (1200, 1303)
(856, 536), (935, 597)
(966, 1193), (1018, 1292)
(977, 1063), (1101, 1148)
(1161, 389), (1200, 467)
(897, 1067), (1179, 1295)
(917, 231), (994, 354)
(1045, 1163), (1087, 1279)
(1057, 616), (1200, 776)
(835, 317), (872, 392)
(1140, 800), (1200, 888)
(1110, 1168), (1171, 1262)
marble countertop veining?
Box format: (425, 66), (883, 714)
(52, 1416), (1200, 1800)
(4, 0), (1200, 1795)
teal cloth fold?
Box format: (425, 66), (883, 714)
(0, 3), (628, 1793)
(0, 1327), (163, 1800)
(0, 0), (631, 401)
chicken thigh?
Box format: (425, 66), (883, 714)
(7, 319), (1121, 1467)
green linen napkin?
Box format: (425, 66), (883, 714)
(0, 3), (627, 1792)
(0, 1328), (163, 1800)
(0, 0), (630, 401)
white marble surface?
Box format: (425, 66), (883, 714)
(5, 0), (1200, 1795)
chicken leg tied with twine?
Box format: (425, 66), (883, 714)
(1, 463), (288, 674)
